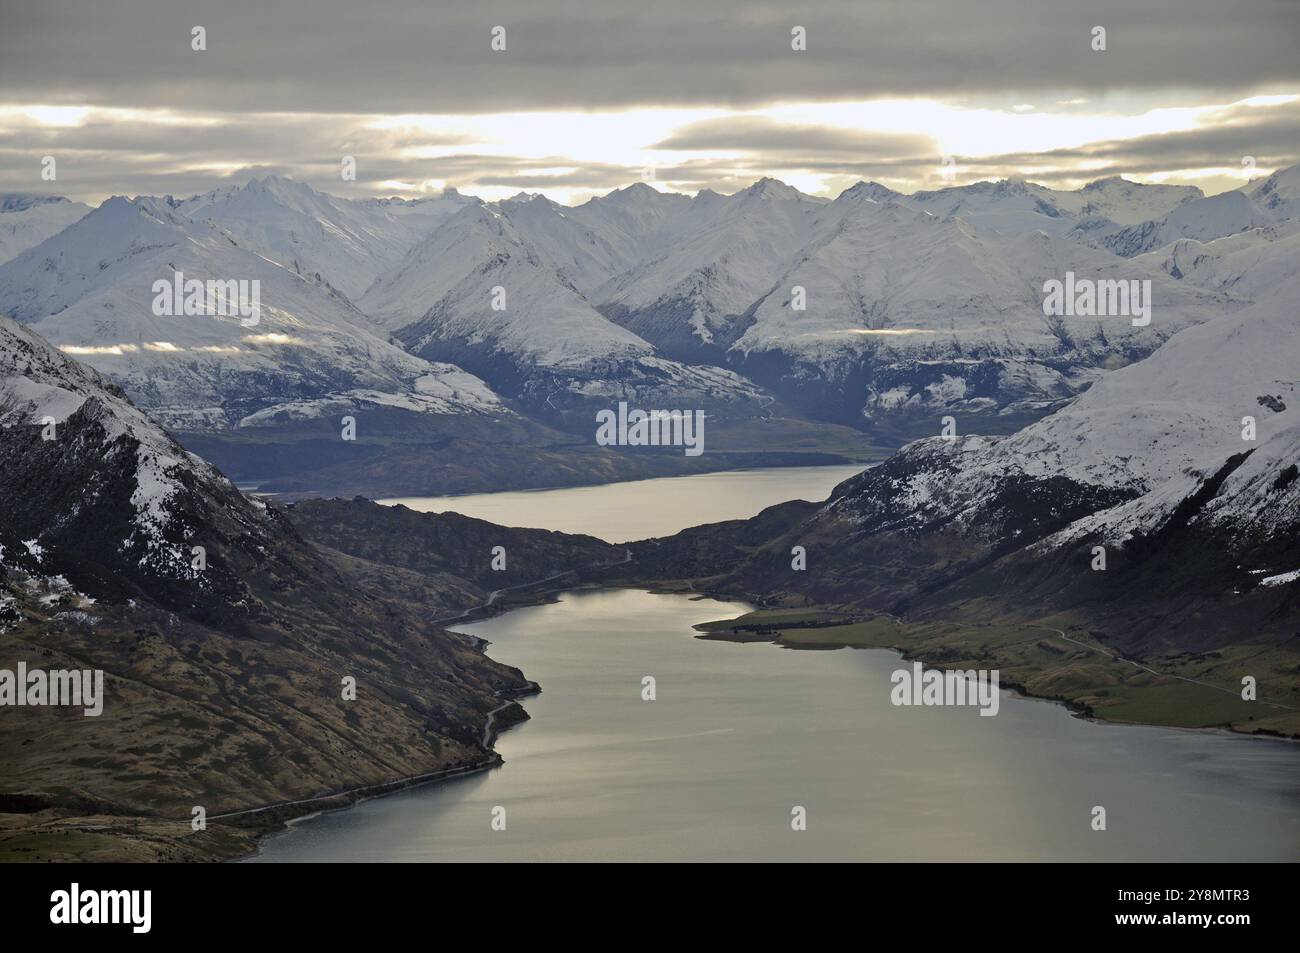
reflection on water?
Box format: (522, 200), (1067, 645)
(251, 589), (1299, 862)
(379, 464), (865, 542)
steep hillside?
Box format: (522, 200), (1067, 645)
(0, 315), (544, 860)
(606, 277), (1300, 725)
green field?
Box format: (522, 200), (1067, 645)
(694, 608), (1300, 736)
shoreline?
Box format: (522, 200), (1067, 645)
(226, 687), (538, 862)
(248, 453), (877, 502)
(666, 583), (1300, 742)
(192, 530), (1289, 858)
(231, 579), (1300, 863)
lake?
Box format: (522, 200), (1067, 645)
(249, 467), (1299, 862)
(378, 463), (865, 542)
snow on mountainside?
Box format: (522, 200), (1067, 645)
(1133, 218), (1300, 299)
(358, 170), (1283, 431)
(598, 178), (829, 358)
(1098, 189), (1273, 257)
(1243, 164), (1300, 221)
(0, 195), (91, 265)
(178, 176), (478, 300)
(1082, 165), (1300, 258)
(364, 201), (651, 362)
(899, 176), (1201, 238)
(822, 271), (1300, 551)
(733, 189), (1232, 424)
(0, 313), (535, 851)
(0, 195), (504, 430)
(5, 168), (1292, 442)
(495, 192), (644, 299)
(1055, 177), (1203, 226)
(0, 312), (231, 583)
(362, 200), (766, 412)
(904, 178), (1077, 235)
(566, 183), (695, 274)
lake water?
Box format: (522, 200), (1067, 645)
(378, 463), (865, 542)
(249, 467), (1299, 862)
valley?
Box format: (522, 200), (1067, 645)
(2, 164), (1298, 863)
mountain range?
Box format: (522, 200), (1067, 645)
(3, 160), (1298, 859)
(605, 270), (1300, 733)
(0, 166), (1296, 494)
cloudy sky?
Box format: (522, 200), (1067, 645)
(1, 0), (1297, 205)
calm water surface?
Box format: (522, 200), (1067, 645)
(379, 463), (865, 542)
(249, 469), (1299, 862)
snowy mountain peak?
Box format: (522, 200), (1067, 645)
(837, 181), (903, 203)
(600, 182), (661, 202)
(1244, 163), (1300, 214)
(739, 177), (807, 201)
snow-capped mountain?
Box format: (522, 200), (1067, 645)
(361, 200), (766, 416)
(178, 175), (479, 300)
(1079, 166), (1300, 258)
(0, 195), (505, 430)
(493, 189), (675, 298)
(565, 183), (696, 275)
(725, 188), (1233, 425)
(0, 310), (251, 592)
(1055, 176), (1203, 226)
(1242, 164), (1300, 221)
(361, 170), (1288, 434)
(1133, 218), (1300, 299)
(363, 201), (652, 363)
(0, 194), (91, 265)
(821, 269), (1300, 551)
(901, 177), (1201, 237)
(903, 178), (1078, 235)
(5, 168), (1293, 447)
(598, 178), (830, 360)
(1096, 189), (1274, 257)
(629, 270), (1298, 657)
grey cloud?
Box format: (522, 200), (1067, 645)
(2, 66), (1296, 205)
(958, 101), (1300, 181)
(0, 0), (1297, 115)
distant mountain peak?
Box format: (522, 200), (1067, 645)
(1083, 174), (1132, 188)
(741, 176), (804, 200)
(598, 181), (675, 206)
(0, 194), (72, 213)
(838, 181), (901, 203)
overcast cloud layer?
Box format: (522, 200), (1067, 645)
(4, 0), (1298, 112)
(1, 0), (1297, 203)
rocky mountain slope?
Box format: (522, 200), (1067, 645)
(0, 314), (620, 860)
(615, 272), (1300, 661)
